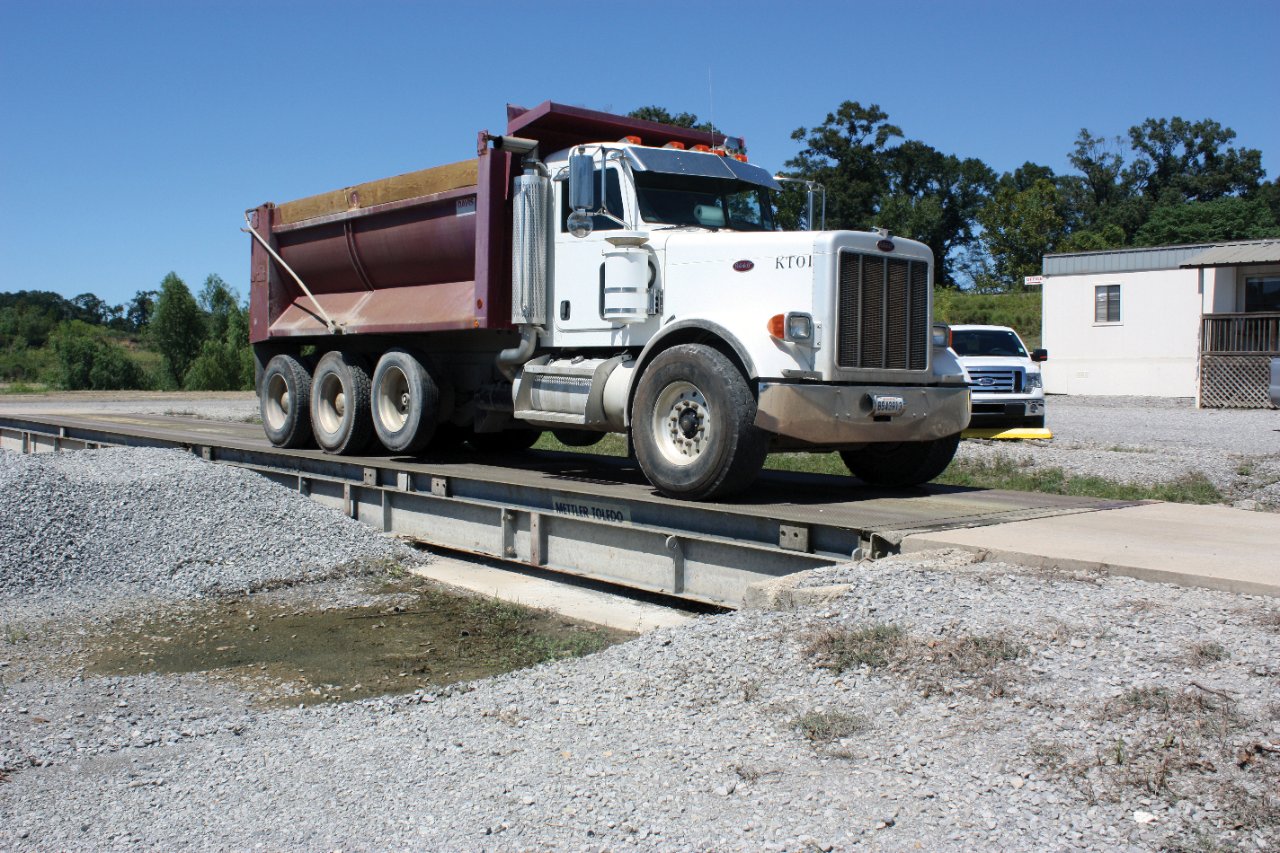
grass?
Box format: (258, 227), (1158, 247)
(3, 623), (30, 644)
(794, 710), (868, 743)
(0, 382), (50, 394)
(804, 622), (1025, 697)
(531, 433), (1226, 506)
(1187, 641), (1230, 666)
(806, 623), (907, 671)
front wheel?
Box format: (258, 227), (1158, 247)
(631, 344), (768, 501)
(467, 428), (541, 453)
(840, 433), (961, 488)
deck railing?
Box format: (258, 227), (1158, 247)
(1200, 312), (1280, 354)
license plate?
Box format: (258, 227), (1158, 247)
(870, 395), (906, 415)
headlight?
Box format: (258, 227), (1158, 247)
(786, 312), (813, 341)
(1025, 372), (1042, 389)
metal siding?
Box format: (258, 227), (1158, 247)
(1179, 241), (1280, 268)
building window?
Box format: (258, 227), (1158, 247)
(1244, 276), (1280, 312)
(1094, 284), (1121, 323)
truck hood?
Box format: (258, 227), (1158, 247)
(655, 230), (818, 270)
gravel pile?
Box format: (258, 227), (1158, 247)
(0, 446), (419, 612)
(957, 396), (1280, 510)
(2, 551), (1276, 850)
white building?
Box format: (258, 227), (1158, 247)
(1040, 239), (1280, 406)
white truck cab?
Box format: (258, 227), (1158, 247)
(948, 324), (1047, 428)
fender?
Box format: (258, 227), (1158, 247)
(624, 319), (758, 427)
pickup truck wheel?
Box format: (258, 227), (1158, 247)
(1025, 416), (1045, 429)
(310, 351), (374, 454)
(840, 433), (961, 487)
(468, 428), (541, 453)
(372, 349), (438, 454)
(260, 354), (313, 448)
(632, 344), (768, 500)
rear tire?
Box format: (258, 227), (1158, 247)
(259, 354), (313, 449)
(840, 433), (961, 487)
(371, 349), (439, 454)
(631, 344), (768, 500)
(310, 351), (374, 455)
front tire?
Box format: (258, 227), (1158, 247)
(840, 433), (961, 487)
(310, 351), (374, 455)
(552, 428), (605, 448)
(631, 344), (768, 500)
(259, 354), (313, 448)
(371, 349), (439, 454)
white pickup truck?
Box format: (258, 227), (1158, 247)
(948, 324), (1047, 428)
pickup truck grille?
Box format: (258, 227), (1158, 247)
(836, 251), (928, 371)
(967, 367), (1022, 393)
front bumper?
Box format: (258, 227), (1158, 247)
(755, 381), (970, 445)
(969, 397), (1044, 425)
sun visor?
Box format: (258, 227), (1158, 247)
(624, 147), (781, 191)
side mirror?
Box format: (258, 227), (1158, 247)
(1031, 349), (1048, 362)
(568, 153), (595, 212)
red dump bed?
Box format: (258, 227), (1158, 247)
(248, 102), (729, 344)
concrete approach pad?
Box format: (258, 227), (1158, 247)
(902, 502), (1280, 598)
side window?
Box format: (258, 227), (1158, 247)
(1244, 275), (1280, 312)
(1094, 284), (1121, 324)
(560, 167), (624, 232)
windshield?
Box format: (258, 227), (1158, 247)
(633, 172), (775, 231)
(950, 329), (1028, 358)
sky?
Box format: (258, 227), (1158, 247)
(2, 0), (1277, 308)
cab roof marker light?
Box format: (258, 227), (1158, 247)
(691, 144), (711, 152)
(663, 141), (686, 149)
(620, 135), (642, 145)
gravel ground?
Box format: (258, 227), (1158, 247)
(958, 395), (1280, 510)
(0, 396), (1278, 850)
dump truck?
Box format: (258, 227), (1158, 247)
(247, 101), (970, 500)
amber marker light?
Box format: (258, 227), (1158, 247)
(621, 135), (642, 145)
(767, 314), (786, 339)
(664, 141), (686, 149)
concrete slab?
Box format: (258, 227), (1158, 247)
(902, 502), (1280, 598)
(408, 556), (699, 634)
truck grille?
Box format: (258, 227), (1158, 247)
(966, 367), (1022, 393)
(836, 251), (929, 371)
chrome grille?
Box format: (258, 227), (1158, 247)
(836, 251), (929, 370)
(966, 367), (1021, 393)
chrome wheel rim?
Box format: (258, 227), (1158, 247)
(264, 373), (290, 431)
(376, 365), (410, 433)
(316, 372), (346, 437)
(651, 380), (710, 467)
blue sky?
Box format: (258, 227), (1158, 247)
(2, 0), (1276, 308)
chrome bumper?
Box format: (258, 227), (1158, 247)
(754, 381), (970, 445)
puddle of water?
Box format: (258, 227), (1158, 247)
(87, 578), (633, 705)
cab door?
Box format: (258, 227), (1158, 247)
(551, 164), (629, 337)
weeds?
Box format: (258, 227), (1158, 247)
(794, 710), (867, 743)
(1187, 641), (1230, 666)
(3, 624), (29, 645)
(804, 623), (1024, 697)
(806, 623), (907, 671)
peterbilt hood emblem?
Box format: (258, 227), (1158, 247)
(732, 260), (754, 272)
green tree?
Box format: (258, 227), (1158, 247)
(49, 321), (145, 390)
(627, 105), (717, 133)
(150, 272), (204, 388)
(875, 141), (995, 287)
(975, 179), (1066, 291)
(781, 101), (903, 231)
(1134, 197), (1280, 246)
(198, 274), (240, 342)
(1126, 117), (1265, 204)
(126, 289), (158, 332)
